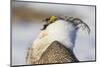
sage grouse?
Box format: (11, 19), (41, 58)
(26, 16), (90, 64)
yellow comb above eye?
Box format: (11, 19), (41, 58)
(50, 16), (57, 21)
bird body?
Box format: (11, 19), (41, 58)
(26, 16), (90, 64)
(30, 19), (77, 63)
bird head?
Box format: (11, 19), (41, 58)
(41, 16), (57, 30)
(41, 16), (65, 30)
(43, 16), (57, 23)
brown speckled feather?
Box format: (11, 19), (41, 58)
(26, 41), (79, 64)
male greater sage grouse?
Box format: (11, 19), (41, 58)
(26, 16), (90, 64)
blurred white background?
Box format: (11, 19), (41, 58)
(12, 1), (95, 65)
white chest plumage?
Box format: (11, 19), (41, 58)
(46, 20), (76, 49)
(31, 20), (77, 61)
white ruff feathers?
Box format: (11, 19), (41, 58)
(31, 20), (77, 61)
